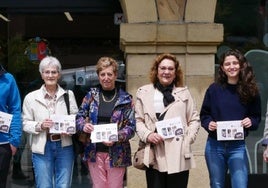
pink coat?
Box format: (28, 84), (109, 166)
(135, 84), (200, 174)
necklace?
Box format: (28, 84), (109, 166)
(101, 90), (117, 103)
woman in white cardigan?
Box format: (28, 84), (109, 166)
(22, 56), (78, 188)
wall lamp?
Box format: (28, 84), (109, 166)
(64, 12), (73, 21)
(0, 14), (10, 22)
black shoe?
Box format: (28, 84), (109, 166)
(12, 171), (30, 180)
(80, 162), (88, 175)
(13, 179), (34, 186)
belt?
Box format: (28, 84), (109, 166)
(47, 134), (61, 142)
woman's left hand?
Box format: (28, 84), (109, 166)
(147, 133), (164, 145)
(61, 133), (72, 136)
(10, 144), (17, 156)
(103, 141), (114, 147)
(263, 147), (268, 162)
(241, 117), (252, 128)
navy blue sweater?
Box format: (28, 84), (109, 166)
(200, 83), (261, 139)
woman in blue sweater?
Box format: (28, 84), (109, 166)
(200, 49), (261, 188)
(0, 64), (22, 187)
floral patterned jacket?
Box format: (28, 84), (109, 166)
(76, 87), (136, 167)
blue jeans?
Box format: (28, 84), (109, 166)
(205, 137), (248, 188)
(32, 140), (74, 188)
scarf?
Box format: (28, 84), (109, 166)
(155, 82), (175, 107)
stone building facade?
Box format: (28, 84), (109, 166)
(119, 0), (223, 187)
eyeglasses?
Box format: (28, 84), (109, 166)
(158, 66), (175, 72)
(42, 70), (59, 75)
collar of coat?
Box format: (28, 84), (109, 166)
(136, 84), (189, 121)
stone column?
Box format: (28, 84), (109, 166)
(119, 0), (223, 187)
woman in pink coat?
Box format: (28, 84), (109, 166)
(135, 53), (200, 188)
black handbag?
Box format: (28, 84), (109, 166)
(63, 91), (84, 155)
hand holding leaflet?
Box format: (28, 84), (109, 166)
(216, 120), (244, 141)
(0, 111), (13, 133)
(155, 117), (184, 139)
(91, 123), (118, 143)
(49, 114), (76, 134)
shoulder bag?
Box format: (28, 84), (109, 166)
(133, 141), (155, 170)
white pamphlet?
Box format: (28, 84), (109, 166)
(217, 120), (244, 141)
(155, 117), (184, 139)
(49, 114), (76, 134)
(0, 111), (13, 133)
(91, 123), (118, 143)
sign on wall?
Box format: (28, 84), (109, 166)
(25, 36), (51, 63)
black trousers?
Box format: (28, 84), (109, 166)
(0, 144), (12, 188)
(146, 167), (189, 188)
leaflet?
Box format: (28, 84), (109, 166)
(0, 111), (13, 133)
(155, 117), (184, 139)
(91, 123), (118, 143)
(216, 120), (244, 141)
(49, 114), (76, 134)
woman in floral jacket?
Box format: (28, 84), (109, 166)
(76, 57), (135, 188)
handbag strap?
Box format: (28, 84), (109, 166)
(63, 90), (70, 115)
(158, 111), (167, 121)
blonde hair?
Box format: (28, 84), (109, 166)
(96, 57), (118, 75)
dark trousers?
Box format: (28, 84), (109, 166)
(146, 168), (189, 188)
(0, 144), (12, 188)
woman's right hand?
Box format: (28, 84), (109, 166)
(41, 119), (53, 130)
(83, 123), (94, 133)
(147, 132), (163, 145)
(208, 121), (217, 131)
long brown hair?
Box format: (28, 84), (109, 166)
(217, 49), (259, 104)
(149, 53), (183, 87)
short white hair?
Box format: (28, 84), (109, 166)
(39, 56), (62, 74)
